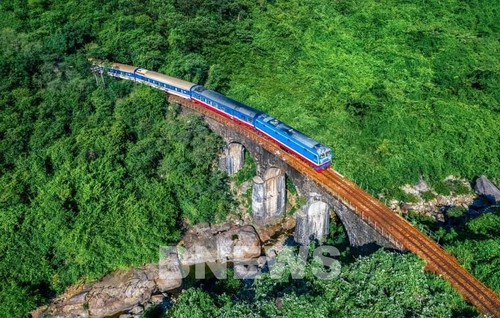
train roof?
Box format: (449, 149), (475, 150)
(137, 69), (196, 91)
(259, 115), (324, 149)
(195, 87), (262, 118)
(110, 63), (137, 73)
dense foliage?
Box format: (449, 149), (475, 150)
(406, 207), (500, 294)
(0, 0), (498, 316)
(164, 235), (477, 317)
(0, 1), (237, 315)
(219, 0), (500, 193)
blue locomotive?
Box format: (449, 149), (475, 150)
(105, 63), (332, 171)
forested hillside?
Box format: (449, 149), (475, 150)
(221, 0), (499, 193)
(0, 0), (498, 317)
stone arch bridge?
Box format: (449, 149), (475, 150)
(212, 116), (394, 249)
(168, 94), (500, 317)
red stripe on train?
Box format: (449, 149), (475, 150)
(191, 97), (330, 172)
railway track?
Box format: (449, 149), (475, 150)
(169, 95), (500, 317)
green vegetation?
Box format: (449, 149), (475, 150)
(220, 0), (500, 194)
(1, 0), (499, 316)
(434, 179), (473, 196)
(421, 190), (437, 201)
(0, 1), (238, 315)
(164, 235), (477, 317)
(231, 150), (256, 185)
(405, 209), (500, 294)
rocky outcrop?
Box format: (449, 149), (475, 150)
(32, 223), (268, 318)
(474, 175), (500, 205)
(179, 223), (261, 265)
(401, 177), (430, 197)
(295, 195), (330, 245)
(33, 224), (262, 318)
(32, 261), (181, 318)
(255, 217), (295, 242)
(391, 175), (500, 221)
(85, 264), (171, 317)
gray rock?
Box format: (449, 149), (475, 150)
(474, 176), (500, 204)
(86, 267), (155, 317)
(150, 294), (165, 305)
(414, 178), (429, 193)
(35, 261), (182, 318)
(257, 256), (267, 268)
(129, 305), (144, 315)
(234, 264), (260, 279)
(178, 226), (221, 266)
(178, 224), (261, 266)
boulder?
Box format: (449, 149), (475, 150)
(34, 261), (181, 318)
(414, 178), (430, 192)
(31, 289), (90, 318)
(255, 217), (295, 242)
(157, 250), (183, 292)
(178, 224), (261, 266)
(85, 266), (157, 317)
(474, 176), (500, 204)
(234, 263), (260, 279)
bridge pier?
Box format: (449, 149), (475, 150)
(294, 194), (330, 245)
(251, 168), (286, 225)
(219, 142), (245, 176)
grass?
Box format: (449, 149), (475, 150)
(214, 0), (500, 197)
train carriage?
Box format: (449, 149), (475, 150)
(254, 115), (332, 171)
(133, 69), (195, 99)
(107, 63), (137, 81)
(191, 86), (262, 129)
(98, 61), (333, 171)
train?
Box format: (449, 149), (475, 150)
(104, 62), (333, 171)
